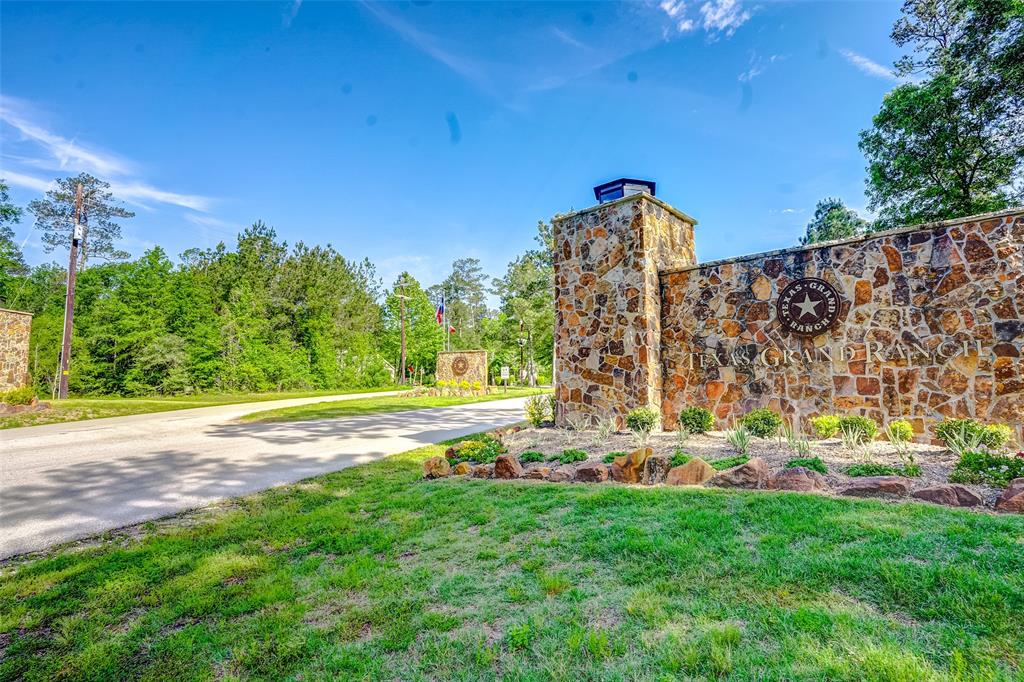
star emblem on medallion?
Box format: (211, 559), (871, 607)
(793, 293), (821, 320)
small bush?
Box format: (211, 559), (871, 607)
(710, 455), (749, 471)
(982, 423), (1014, 450)
(0, 386), (36, 406)
(557, 448), (588, 465)
(451, 437), (505, 464)
(670, 450), (692, 468)
(519, 451), (545, 464)
(949, 450), (1024, 487)
(886, 419), (914, 444)
(740, 408), (782, 439)
(785, 456), (827, 475)
(678, 406), (714, 434)
(838, 415), (878, 444)
(845, 462), (921, 477)
(810, 415), (841, 439)
(626, 406), (659, 433)
(525, 395), (554, 427)
(602, 452), (621, 464)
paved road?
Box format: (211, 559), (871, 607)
(0, 393), (528, 558)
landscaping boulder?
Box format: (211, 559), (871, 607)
(839, 476), (911, 498)
(912, 484), (982, 507)
(472, 463), (493, 479)
(995, 478), (1024, 512)
(610, 447), (652, 484)
(423, 457), (451, 479)
(666, 458), (715, 486)
(453, 461), (472, 476)
(548, 465), (575, 483)
(768, 466), (828, 493)
(526, 466), (552, 480)
(444, 446), (458, 460)
(708, 457), (768, 489)
(576, 462), (609, 483)
(494, 454), (524, 479)
(643, 455), (671, 485)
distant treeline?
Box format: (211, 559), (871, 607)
(1, 212), (554, 397)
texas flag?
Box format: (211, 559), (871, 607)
(435, 300), (444, 324)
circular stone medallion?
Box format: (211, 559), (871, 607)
(451, 355), (470, 376)
(775, 277), (843, 336)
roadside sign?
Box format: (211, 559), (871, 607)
(500, 366), (510, 380)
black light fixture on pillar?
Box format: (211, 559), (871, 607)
(593, 178), (656, 204)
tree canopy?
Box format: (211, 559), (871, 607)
(800, 198), (869, 245)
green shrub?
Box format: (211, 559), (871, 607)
(710, 455), (749, 471)
(670, 450), (692, 468)
(885, 419), (914, 444)
(678, 406), (714, 434)
(838, 415), (878, 444)
(725, 426), (750, 454)
(845, 462), (921, 477)
(785, 456), (827, 475)
(625, 406), (659, 434)
(525, 395), (554, 427)
(740, 408), (782, 439)
(810, 415), (841, 439)
(936, 418), (983, 446)
(0, 386), (36, 406)
(519, 451), (545, 464)
(981, 423), (1014, 450)
(557, 449), (588, 465)
(451, 437), (505, 464)
(949, 451), (1024, 487)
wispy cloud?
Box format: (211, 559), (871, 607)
(0, 95), (215, 213)
(550, 26), (590, 51)
(699, 0), (751, 37)
(360, 2), (499, 101)
(738, 53), (783, 83)
(282, 0), (302, 28)
(838, 49), (897, 81)
(659, 0), (750, 37)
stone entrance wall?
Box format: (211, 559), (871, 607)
(0, 308), (32, 392)
(660, 210), (1023, 440)
(553, 193), (696, 427)
(437, 350), (488, 386)
(553, 192), (1023, 441)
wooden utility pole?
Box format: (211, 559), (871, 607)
(58, 183), (83, 400)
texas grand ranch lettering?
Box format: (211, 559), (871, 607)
(684, 339), (990, 369)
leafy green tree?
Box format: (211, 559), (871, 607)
(27, 173), (134, 267)
(382, 273), (443, 380)
(0, 180), (27, 304)
(800, 198), (869, 245)
(860, 0), (1023, 228)
(429, 257), (490, 349)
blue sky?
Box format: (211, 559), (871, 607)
(1, 1), (908, 289)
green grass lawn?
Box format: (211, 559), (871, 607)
(2, 434), (1022, 681)
(238, 387), (549, 423)
(0, 387), (402, 430)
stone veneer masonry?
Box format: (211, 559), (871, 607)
(0, 308), (32, 392)
(554, 197), (1023, 442)
(436, 350), (489, 386)
(553, 193), (696, 427)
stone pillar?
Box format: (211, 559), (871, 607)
(0, 308), (33, 392)
(553, 193), (697, 427)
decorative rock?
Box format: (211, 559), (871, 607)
(995, 478), (1024, 512)
(768, 466), (828, 492)
(839, 476), (911, 497)
(472, 463), (493, 479)
(494, 454), (524, 479)
(444, 446), (458, 460)
(548, 465), (575, 482)
(575, 462), (609, 483)
(453, 461), (472, 476)
(423, 457), (451, 479)
(526, 466), (552, 480)
(610, 447), (652, 483)
(708, 457), (768, 489)
(642, 455), (671, 484)
(912, 484), (982, 507)
(665, 458), (715, 485)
